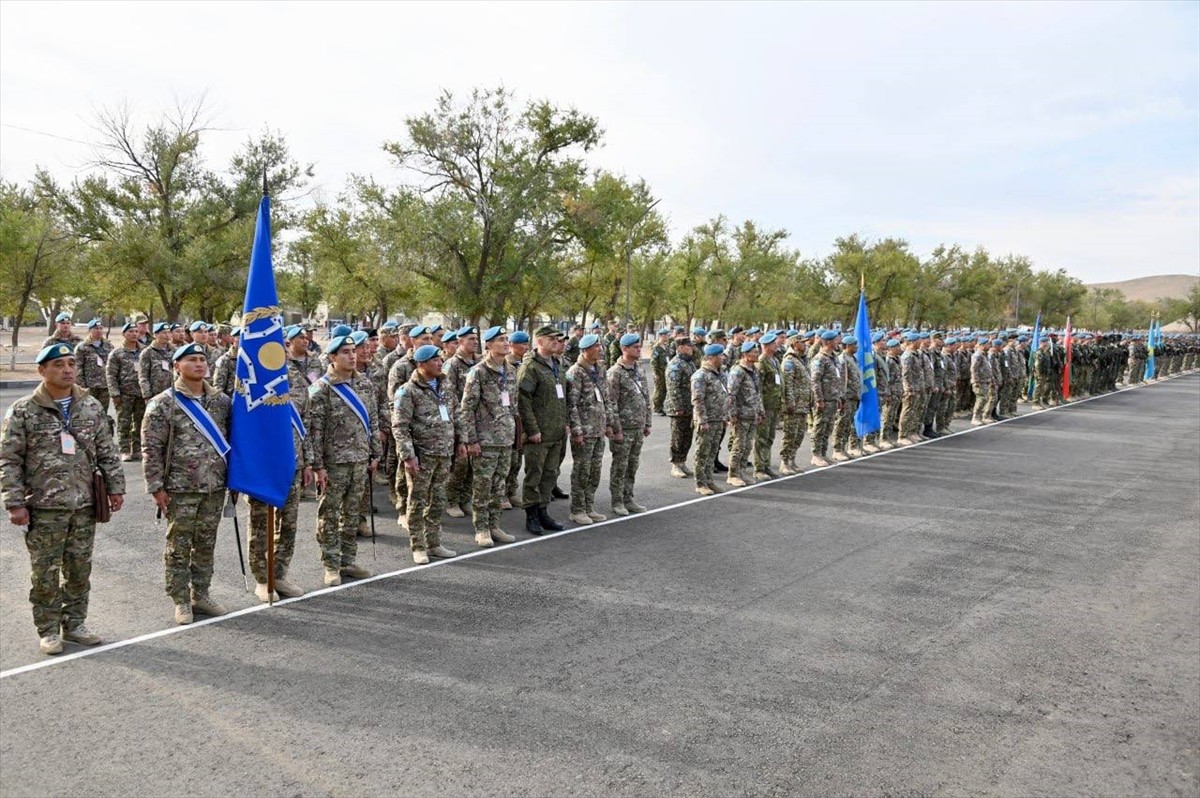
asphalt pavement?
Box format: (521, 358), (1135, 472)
(1, 374), (1197, 796)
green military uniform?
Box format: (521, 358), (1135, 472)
(138, 343), (174, 400)
(650, 338), (670, 415)
(664, 351), (697, 471)
(754, 347), (782, 475)
(74, 337), (114, 420)
(517, 351), (568, 510)
(810, 343), (843, 461)
(779, 346), (811, 471)
(443, 350), (477, 513)
(726, 358), (764, 484)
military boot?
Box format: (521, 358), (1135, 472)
(254, 583), (279, 603)
(475, 530), (495, 547)
(670, 463), (688, 478)
(538, 506), (565, 531)
(174, 603), (194, 625)
(191, 593), (227, 617)
(274, 576), (305, 598)
(586, 509), (607, 522)
(39, 633), (63, 655)
(324, 567), (342, 585)
(428, 545), (458, 559)
(411, 549), (430, 565)
(62, 624), (102, 646)
(624, 500), (647, 514)
(611, 502), (630, 516)
(341, 563), (372, 578)
(569, 512), (594, 525)
(525, 507), (546, 536)
(490, 527), (516, 544)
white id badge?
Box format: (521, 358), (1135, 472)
(438, 405), (450, 422)
(61, 432), (77, 455)
(555, 384), (565, 399)
(308, 371), (319, 384)
(594, 387), (603, 402)
(500, 390), (511, 407)
(96, 356), (104, 367)
(161, 361), (169, 371)
(774, 373), (781, 385)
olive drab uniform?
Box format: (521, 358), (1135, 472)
(606, 359), (652, 510)
(899, 348), (925, 440)
(779, 349), (812, 467)
(138, 344), (174, 400)
(142, 380), (232, 607)
(565, 359), (609, 517)
(74, 338), (114, 422)
(651, 341), (670, 415)
(107, 343), (144, 458)
(460, 357), (517, 536)
(504, 351), (526, 502)
(754, 353), (782, 474)
(809, 349), (842, 460)
(393, 370), (460, 553)
(308, 369), (380, 570)
(1, 384), (124, 639)
(690, 362), (729, 491)
(664, 352), (696, 469)
(726, 361), (764, 481)
(517, 354), (568, 509)
(443, 351), (477, 513)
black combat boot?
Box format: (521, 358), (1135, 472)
(551, 485), (569, 500)
(538, 505), (565, 532)
(525, 507), (546, 536)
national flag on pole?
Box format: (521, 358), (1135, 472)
(1026, 312), (1042, 399)
(1062, 316), (1073, 399)
(853, 291), (881, 437)
(1144, 317), (1158, 381)
(226, 182), (297, 507)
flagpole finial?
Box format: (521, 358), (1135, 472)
(262, 168), (268, 198)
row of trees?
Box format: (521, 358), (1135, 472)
(4, 89), (1198, 355)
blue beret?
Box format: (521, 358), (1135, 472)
(918, 332), (930, 339)
(54, 312), (72, 323)
(121, 322), (136, 333)
(172, 342), (206, 362)
(692, 327), (707, 336)
(441, 331), (458, 343)
(740, 340), (759, 353)
(657, 328), (670, 335)
(977, 336), (990, 344)
(1018, 335), (1029, 342)
(820, 330), (838, 341)
(904, 332), (920, 342)
(413, 344), (441, 363)
(870, 331), (885, 343)
(188, 321), (208, 332)
(379, 321), (399, 332)
(86, 318), (102, 329)
(170, 323), (182, 330)
(510, 331), (530, 344)
(482, 326), (505, 342)
(945, 337), (957, 345)
(619, 333), (641, 347)
(409, 325), (427, 337)
(673, 325), (685, 333)
(992, 338), (1004, 346)
(729, 326), (744, 335)
(230, 327), (241, 338)
(886, 338), (901, 348)
(591, 321), (602, 330)
(579, 333), (600, 349)
(427, 324), (443, 335)
(703, 343), (725, 356)
(842, 335), (857, 346)
(330, 324), (352, 337)
(35, 343), (75, 364)
(803, 330), (815, 339)
(153, 322), (171, 334)
(760, 332), (778, 345)
(747, 326), (761, 335)
(350, 330), (369, 346)
(325, 335), (353, 354)
(284, 325), (305, 341)
(787, 329), (803, 340)
(457, 325), (477, 338)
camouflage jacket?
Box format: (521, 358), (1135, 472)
(212, 349), (239, 396)
(602, 333), (619, 368)
(566, 360), (609, 439)
(41, 333), (82, 350)
(563, 336), (582, 366)
(781, 351), (812, 413)
(839, 353), (862, 402)
(919, 350), (937, 394)
(74, 339), (114, 392)
(106, 344), (142, 398)
(942, 350), (959, 391)
(361, 363), (391, 426)
(372, 344), (398, 371)
(460, 357), (517, 448)
(1007, 347), (1026, 383)
(138, 345), (174, 399)
(1033, 349), (1053, 377)
(517, 353), (568, 443)
(691, 364), (729, 424)
(606, 360), (652, 431)
(380, 345), (407, 377)
(757, 354), (783, 411)
(443, 352), (477, 405)
(970, 350), (993, 386)
(927, 350), (946, 393)
(727, 362), (765, 420)
(393, 370), (461, 460)
(651, 343), (670, 376)
(885, 352), (903, 398)
(900, 350), (924, 395)
(663, 354), (696, 417)
(387, 353), (418, 402)
(284, 359), (313, 466)
(810, 351), (844, 404)
(288, 355), (323, 390)
(1, 383), (125, 510)
(307, 368), (380, 469)
(142, 380), (231, 495)
(874, 351), (894, 401)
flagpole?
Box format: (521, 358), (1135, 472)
(266, 505), (276, 604)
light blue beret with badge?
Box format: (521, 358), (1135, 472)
(820, 330), (838, 341)
(746, 326), (761, 335)
(325, 335), (353, 354)
(413, 344), (441, 363)
(760, 332), (778, 345)
(55, 312), (72, 323)
(905, 332), (920, 342)
(483, 326), (506, 343)
(85, 318), (102, 330)
(350, 330), (369, 346)
(35, 343), (74, 364)
(740, 340), (759, 353)
(188, 321), (208, 332)
(510, 331), (530, 344)
(330, 324), (352, 338)
(887, 338), (901, 348)
(441, 330), (458, 344)
(703, 343), (724, 357)
(172, 342), (206, 362)
(153, 322), (170, 334)
(842, 335), (857, 346)
(692, 327), (707, 337)
(580, 333), (600, 349)
(619, 333), (641, 346)
(871, 331), (885, 343)
(457, 325), (477, 338)
(121, 322), (136, 333)
(409, 325), (427, 338)
(284, 325), (304, 341)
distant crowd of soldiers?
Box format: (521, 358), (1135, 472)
(2, 311), (1197, 655)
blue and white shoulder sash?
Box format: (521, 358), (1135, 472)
(173, 391), (231, 459)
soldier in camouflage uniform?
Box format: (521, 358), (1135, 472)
(443, 326), (479, 518)
(41, 312), (82, 349)
(606, 333), (652, 515)
(753, 332), (783, 479)
(459, 327), (520, 546)
(394, 344), (463, 564)
(107, 322), (145, 460)
(503, 330), (532, 506)
(601, 320), (621, 368)
(863, 333), (890, 453)
(970, 337), (997, 424)
(896, 334), (923, 444)
(565, 333), (611, 524)
(809, 331), (843, 465)
(651, 329), (671, 415)
(210, 332), (240, 396)
(2, 344), (126, 655)
(936, 338), (960, 434)
(882, 337), (905, 448)
(691, 344), (729, 495)
(139, 322), (175, 401)
(562, 323), (585, 368)
(308, 335), (380, 584)
(388, 325), (435, 515)
(142, 343), (232, 625)
(349, 331), (387, 538)
(73, 319), (113, 423)
(665, 338), (697, 478)
(726, 340), (765, 486)
(832, 335), (862, 461)
(779, 330), (812, 472)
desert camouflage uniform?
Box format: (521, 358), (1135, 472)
(460, 357), (516, 535)
(394, 370), (459, 552)
(833, 352), (862, 455)
(443, 351), (477, 511)
(809, 350), (842, 458)
(606, 359), (651, 507)
(726, 361), (764, 479)
(937, 349), (959, 432)
(106, 343), (144, 457)
(74, 338), (114, 419)
(138, 344), (174, 400)
(211, 348), (239, 396)
(898, 349), (924, 439)
(566, 359), (609, 516)
(754, 353), (782, 473)
(780, 349), (812, 464)
(504, 351), (526, 501)
(388, 353), (419, 510)
(864, 349), (891, 449)
(690, 362), (728, 489)
(970, 348), (995, 422)
(41, 333), (82, 349)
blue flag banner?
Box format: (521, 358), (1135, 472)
(1026, 313), (1042, 399)
(853, 291), (881, 437)
(1144, 318), (1158, 381)
(227, 194), (297, 507)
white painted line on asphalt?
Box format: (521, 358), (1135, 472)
(2, 371), (1194, 681)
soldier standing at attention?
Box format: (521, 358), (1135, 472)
(565, 333), (610, 525)
(601, 320), (621, 368)
(651, 329), (671, 416)
(753, 332), (782, 479)
(459, 328), (519, 546)
(210, 330), (240, 396)
(444, 326), (479, 518)
(308, 335), (379, 584)
(73, 319), (113, 423)
(517, 326), (570, 535)
(690, 344), (729, 495)
(779, 330), (812, 474)
(809, 330), (843, 466)
(388, 325), (434, 516)
(142, 343), (231, 625)
(862, 332), (889, 453)
(897, 333), (924, 444)
(41, 312), (81, 348)
(726, 340), (764, 486)
(107, 322), (145, 461)
(503, 330), (531, 508)
(394, 344), (463, 564)
(2, 343), (125, 655)
(606, 333), (652, 515)
(833, 335), (863, 461)
(563, 323), (585, 367)
(664, 338), (697, 478)
(970, 336), (996, 425)
(138, 322), (175, 402)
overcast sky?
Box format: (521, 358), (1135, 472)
(2, 0), (1197, 283)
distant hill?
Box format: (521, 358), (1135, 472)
(1087, 274), (1198, 303)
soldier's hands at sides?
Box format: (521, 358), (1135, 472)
(613, 429), (624, 442)
(816, 401), (825, 411)
(643, 426), (651, 438)
(302, 466), (314, 488)
(604, 427), (612, 439)
(8, 507), (29, 526)
(455, 443), (467, 459)
(368, 459), (379, 475)
(699, 423), (709, 433)
(571, 434), (583, 446)
(152, 491), (170, 512)
(112, 398), (122, 408)
(404, 457), (420, 475)
(315, 469), (329, 492)
(109, 494), (124, 513)
(467, 443), (481, 457)
(527, 433), (542, 444)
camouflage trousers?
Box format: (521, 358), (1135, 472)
(1003, 380), (1021, 414)
(728, 418), (757, 475)
(164, 490), (225, 603)
(810, 404), (836, 458)
(865, 399), (894, 446)
(317, 461), (367, 569)
(899, 394), (923, 439)
(609, 428), (645, 505)
(936, 391), (956, 432)
(754, 407), (779, 472)
(24, 507), (96, 637)
(446, 453), (474, 510)
(248, 466), (303, 582)
(406, 454), (449, 552)
(669, 413), (694, 465)
(692, 421), (723, 488)
(833, 399), (860, 453)
(393, 462), (409, 514)
(972, 384), (995, 421)
(506, 446), (523, 501)
(381, 427), (399, 503)
(922, 390), (940, 426)
(1126, 360), (1144, 384)
(652, 369), (666, 414)
(471, 447), (511, 533)
(780, 410), (808, 463)
(1032, 375), (1053, 406)
(570, 436), (605, 514)
(114, 395), (145, 456)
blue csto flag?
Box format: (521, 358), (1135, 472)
(1026, 313), (1042, 399)
(853, 291), (881, 437)
(1144, 318), (1158, 381)
(226, 193), (297, 507)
